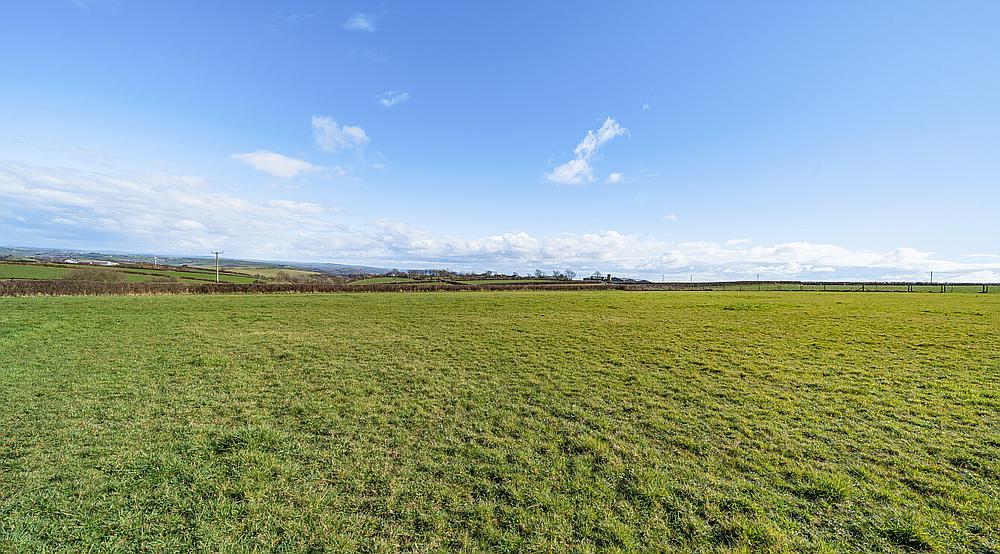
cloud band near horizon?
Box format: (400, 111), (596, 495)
(1, 159), (998, 282)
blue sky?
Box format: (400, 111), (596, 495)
(2, 1), (999, 280)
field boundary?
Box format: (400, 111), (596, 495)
(0, 279), (996, 297)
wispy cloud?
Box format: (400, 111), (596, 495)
(343, 13), (378, 32)
(377, 91), (410, 108)
(230, 150), (324, 179)
(546, 117), (629, 185)
(663, 213), (678, 222)
(311, 116), (369, 153)
(606, 172), (624, 184)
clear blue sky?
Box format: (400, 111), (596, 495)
(2, 1), (999, 280)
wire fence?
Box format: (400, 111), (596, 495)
(643, 281), (997, 293)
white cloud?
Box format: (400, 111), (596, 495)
(311, 115), (369, 153)
(546, 117), (629, 185)
(173, 219), (208, 232)
(4, 159), (1000, 281)
(378, 91), (409, 107)
(606, 172), (624, 184)
(266, 200), (324, 214)
(546, 158), (592, 186)
(343, 13), (377, 32)
(0, 161), (342, 256)
(642, 104), (651, 112)
(663, 213), (678, 222)
(949, 270), (1000, 283)
(231, 150), (324, 179)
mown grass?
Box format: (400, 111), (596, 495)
(0, 291), (997, 551)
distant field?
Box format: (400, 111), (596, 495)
(222, 267), (321, 279)
(133, 268), (256, 284)
(0, 263), (255, 284)
(350, 276), (419, 284)
(706, 282), (997, 293)
(1, 292), (997, 551)
(0, 264), (69, 280)
(460, 279), (578, 285)
(350, 278), (580, 285)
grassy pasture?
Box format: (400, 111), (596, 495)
(0, 263), (69, 280)
(459, 279), (569, 285)
(0, 291), (997, 551)
(132, 268), (256, 284)
(706, 283), (997, 293)
(0, 262), (255, 284)
(222, 267), (322, 279)
(350, 276), (420, 284)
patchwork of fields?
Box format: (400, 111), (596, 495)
(1, 291), (997, 551)
(0, 262), (256, 284)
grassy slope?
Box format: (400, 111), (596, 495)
(0, 264), (69, 279)
(0, 264), (163, 283)
(129, 268), (256, 284)
(0, 292), (997, 551)
(459, 279), (567, 285)
(350, 276), (418, 284)
(0, 262), (255, 284)
(221, 267), (321, 279)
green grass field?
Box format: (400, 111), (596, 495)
(222, 267), (323, 279)
(1, 291), (997, 551)
(350, 276), (419, 284)
(459, 279), (570, 285)
(0, 262), (256, 284)
(133, 268), (256, 284)
(0, 263), (70, 280)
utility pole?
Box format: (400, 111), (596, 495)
(212, 251), (224, 283)
(930, 271), (933, 284)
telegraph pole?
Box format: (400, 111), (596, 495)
(212, 251), (224, 283)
